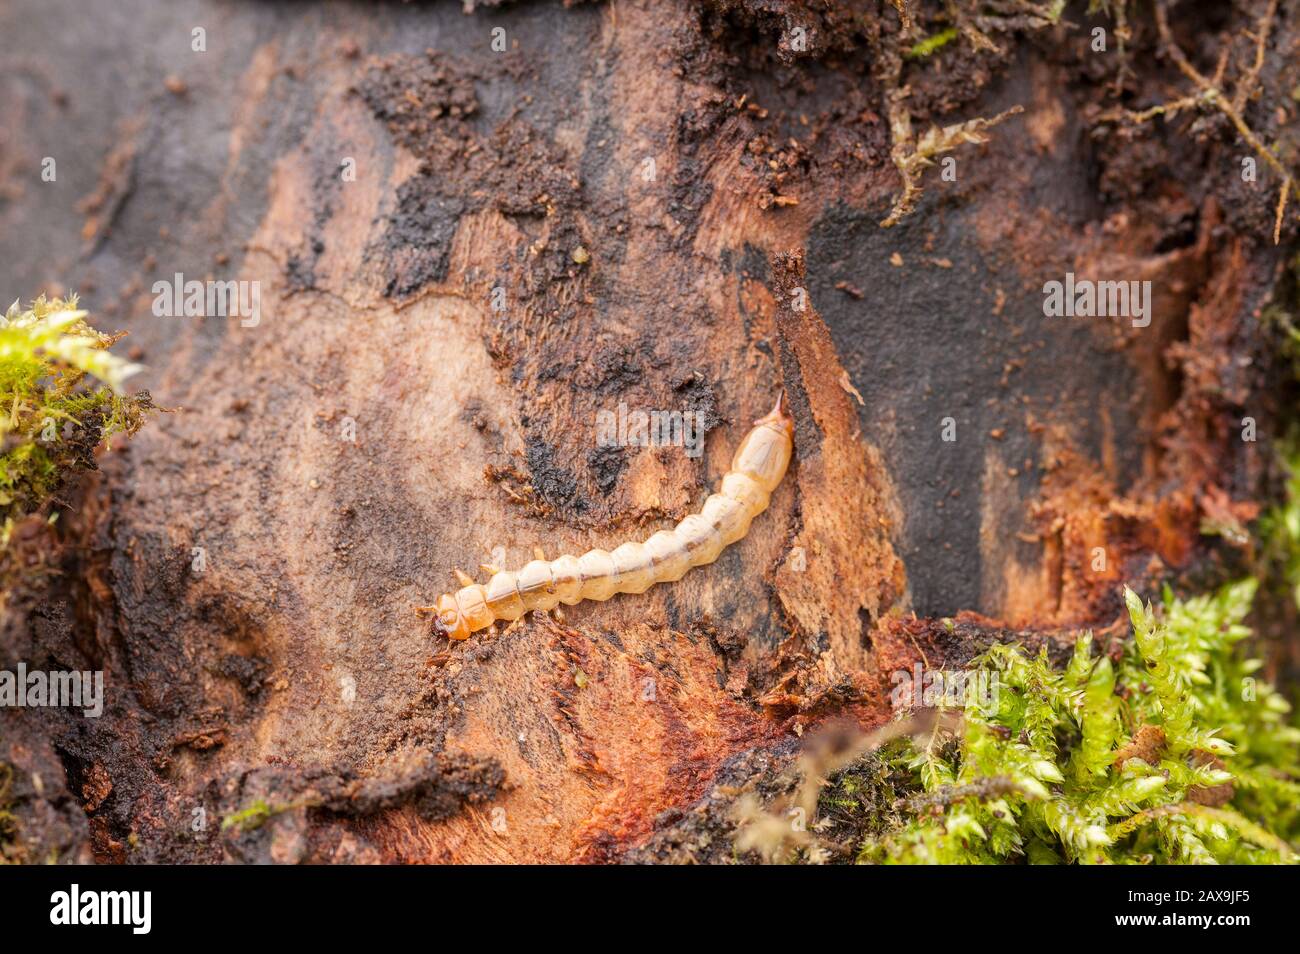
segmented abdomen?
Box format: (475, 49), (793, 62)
(431, 394), (794, 640)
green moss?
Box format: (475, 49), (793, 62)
(906, 27), (958, 59)
(859, 581), (1298, 864)
(220, 799), (281, 833)
(221, 796), (316, 833)
(0, 294), (149, 591)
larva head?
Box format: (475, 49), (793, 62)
(731, 393), (795, 493)
(432, 593), (471, 640)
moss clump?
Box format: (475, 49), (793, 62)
(857, 582), (1298, 864)
(0, 295), (149, 596)
(0, 295), (145, 516)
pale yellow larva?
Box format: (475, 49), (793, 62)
(427, 394), (795, 640)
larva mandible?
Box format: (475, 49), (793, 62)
(426, 393), (794, 641)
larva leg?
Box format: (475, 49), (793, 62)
(429, 394), (794, 641)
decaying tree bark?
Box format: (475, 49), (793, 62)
(0, 0), (1296, 863)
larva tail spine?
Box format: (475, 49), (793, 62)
(430, 393), (794, 640)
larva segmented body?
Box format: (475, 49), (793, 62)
(428, 394), (794, 640)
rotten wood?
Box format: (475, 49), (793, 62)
(0, 0), (1295, 863)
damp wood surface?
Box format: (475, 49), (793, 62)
(0, 0), (1295, 863)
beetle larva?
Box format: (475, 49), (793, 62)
(426, 393), (794, 640)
